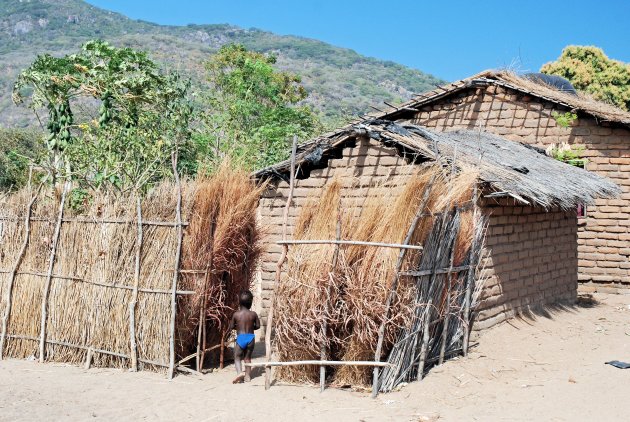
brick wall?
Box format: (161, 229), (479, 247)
(256, 136), (412, 337)
(407, 85), (630, 292)
(475, 201), (578, 331)
(256, 136), (580, 338)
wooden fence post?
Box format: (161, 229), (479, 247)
(462, 185), (480, 356)
(39, 182), (70, 363)
(265, 135), (298, 390)
(128, 195), (143, 371)
(371, 177), (435, 398)
(320, 207), (341, 392)
(168, 152), (184, 379)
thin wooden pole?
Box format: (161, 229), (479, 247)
(417, 303), (432, 379)
(6, 333), (167, 367)
(39, 182), (69, 363)
(320, 208), (341, 392)
(248, 360), (393, 368)
(265, 135), (298, 390)
(463, 185), (480, 357)
(0, 270), (194, 295)
(438, 248), (455, 365)
(371, 178), (434, 398)
(277, 239), (423, 250)
(0, 216), (189, 227)
(128, 195), (143, 372)
(168, 152), (184, 379)
(0, 188), (40, 359)
(196, 219), (216, 373)
(219, 327), (226, 369)
(196, 276), (206, 372)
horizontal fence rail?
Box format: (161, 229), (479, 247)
(245, 360), (394, 368)
(277, 239), (423, 250)
(0, 269), (195, 295)
(0, 216), (189, 227)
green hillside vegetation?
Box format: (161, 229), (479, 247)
(0, 0), (444, 128)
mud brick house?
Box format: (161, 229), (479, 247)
(370, 71), (630, 293)
(254, 120), (618, 336)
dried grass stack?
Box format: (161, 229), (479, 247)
(177, 163), (265, 363)
(273, 179), (343, 384)
(272, 164), (485, 388)
(0, 164), (262, 372)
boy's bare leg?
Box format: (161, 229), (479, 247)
(243, 345), (254, 382)
(233, 344), (244, 383)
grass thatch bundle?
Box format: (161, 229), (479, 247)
(177, 163), (265, 365)
(272, 164), (485, 388)
(0, 164), (262, 373)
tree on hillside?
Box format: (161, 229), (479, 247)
(0, 128), (42, 192)
(199, 44), (321, 170)
(13, 40), (193, 193)
(541, 46), (630, 111)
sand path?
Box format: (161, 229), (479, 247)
(1, 292), (629, 421)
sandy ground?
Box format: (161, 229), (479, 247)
(1, 292), (629, 422)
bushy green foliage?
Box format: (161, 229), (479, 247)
(199, 44), (321, 170)
(0, 128), (42, 191)
(13, 40), (193, 192)
(541, 46), (630, 111)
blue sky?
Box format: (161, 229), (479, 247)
(86, 0), (630, 81)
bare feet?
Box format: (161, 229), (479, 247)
(232, 374), (244, 384)
(244, 373), (251, 382)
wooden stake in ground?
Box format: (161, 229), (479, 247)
(462, 185), (480, 356)
(438, 242), (456, 365)
(371, 177), (434, 398)
(196, 219), (216, 373)
(128, 195), (143, 372)
(168, 152), (184, 380)
(39, 182), (70, 363)
(265, 135), (298, 390)
(320, 207), (341, 392)
(0, 188), (40, 359)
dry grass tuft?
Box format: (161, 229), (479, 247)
(272, 164), (483, 387)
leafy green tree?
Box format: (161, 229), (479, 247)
(541, 46), (630, 111)
(0, 128), (43, 191)
(13, 40), (193, 193)
(200, 44), (321, 170)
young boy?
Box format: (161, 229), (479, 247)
(228, 290), (260, 383)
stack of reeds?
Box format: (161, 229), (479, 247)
(177, 163), (265, 370)
(271, 163), (487, 389)
(0, 163), (262, 374)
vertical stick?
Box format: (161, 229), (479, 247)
(0, 188), (40, 359)
(219, 327), (226, 369)
(371, 177), (434, 398)
(84, 347), (93, 370)
(168, 152), (183, 379)
(417, 300), (432, 379)
(128, 195), (143, 372)
(39, 182), (70, 363)
(462, 185), (480, 357)
(320, 208), (341, 392)
(197, 220), (216, 373)
(265, 135), (298, 390)
(196, 291), (205, 372)
(438, 253), (455, 365)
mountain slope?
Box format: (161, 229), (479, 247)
(0, 0), (445, 127)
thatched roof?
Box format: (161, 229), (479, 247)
(256, 120), (620, 210)
(359, 70), (630, 127)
